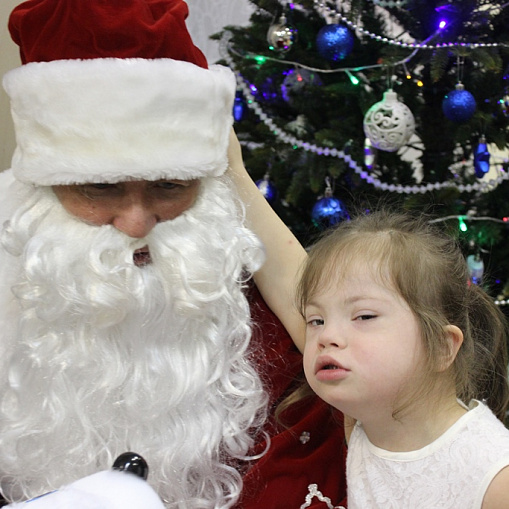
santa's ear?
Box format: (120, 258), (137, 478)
(438, 325), (464, 372)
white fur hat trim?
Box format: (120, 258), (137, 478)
(3, 58), (236, 185)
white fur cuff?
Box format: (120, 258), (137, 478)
(3, 58), (236, 185)
(6, 470), (165, 509)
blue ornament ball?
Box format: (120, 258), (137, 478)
(311, 196), (349, 229)
(442, 85), (476, 123)
(316, 24), (354, 62)
(473, 138), (490, 178)
(256, 176), (278, 203)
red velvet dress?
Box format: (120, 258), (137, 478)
(240, 285), (348, 509)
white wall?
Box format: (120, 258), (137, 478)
(0, 0), (22, 172)
(186, 0), (253, 63)
(0, 0), (253, 172)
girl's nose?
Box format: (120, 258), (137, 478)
(318, 326), (346, 350)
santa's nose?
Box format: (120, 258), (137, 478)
(112, 205), (158, 238)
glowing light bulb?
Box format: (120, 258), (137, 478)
(346, 69), (360, 86)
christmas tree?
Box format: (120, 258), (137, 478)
(214, 0), (509, 310)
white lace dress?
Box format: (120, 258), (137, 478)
(347, 400), (509, 508)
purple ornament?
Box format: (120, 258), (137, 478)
(311, 195), (349, 229)
(257, 75), (284, 105)
(233, 91), (246, 122)
(316, 24), (354, 62)
(442, 84), (476, 123)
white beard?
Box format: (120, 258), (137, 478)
(0, 176), (267, 509)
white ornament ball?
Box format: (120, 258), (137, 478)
(363, 89), (415, 152)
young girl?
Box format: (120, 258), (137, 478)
(299, 210), (509, 509)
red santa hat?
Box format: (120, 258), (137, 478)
(3, 0), (236, 185)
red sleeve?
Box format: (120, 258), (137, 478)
(238, 284), (348, 509)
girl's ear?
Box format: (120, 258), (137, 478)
(438, 325), (464, 372)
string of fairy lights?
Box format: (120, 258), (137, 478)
(221, 32), (509, 196)
(221, 0), (509, 189)
(312, 0), (509, 50)
(221, 3), (509, 301)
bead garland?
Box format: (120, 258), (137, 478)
(313, 0), (509, 50)
(221, 44), (509, 195)
(370, 0), (408, 7)
(221, 26), (509, 305)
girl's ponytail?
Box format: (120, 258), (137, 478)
(464, 283), (509, 422)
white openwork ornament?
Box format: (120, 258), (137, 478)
(363, 89), (415, 152)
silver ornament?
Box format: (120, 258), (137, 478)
(267, 15), (297, 53)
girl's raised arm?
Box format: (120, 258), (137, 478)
(227, 129), (307, 352)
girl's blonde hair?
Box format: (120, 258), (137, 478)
(297, 210), (509, 421)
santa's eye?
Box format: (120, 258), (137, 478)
(154, 181), (181, 190)
(79, 183), (120, 198)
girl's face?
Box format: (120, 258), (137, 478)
(303, 262), (425, 425)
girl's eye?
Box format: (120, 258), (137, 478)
(355, 314), (376, 321)
(307, 318), (324, 327)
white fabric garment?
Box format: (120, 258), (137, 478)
(6, 470), (164, 509)
(347, 400), (509, 509)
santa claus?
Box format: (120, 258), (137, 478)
(0, 1), (348, 508)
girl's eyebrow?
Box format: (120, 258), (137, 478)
(345, 295), (382, 304)
(306, 293), (391, 309)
